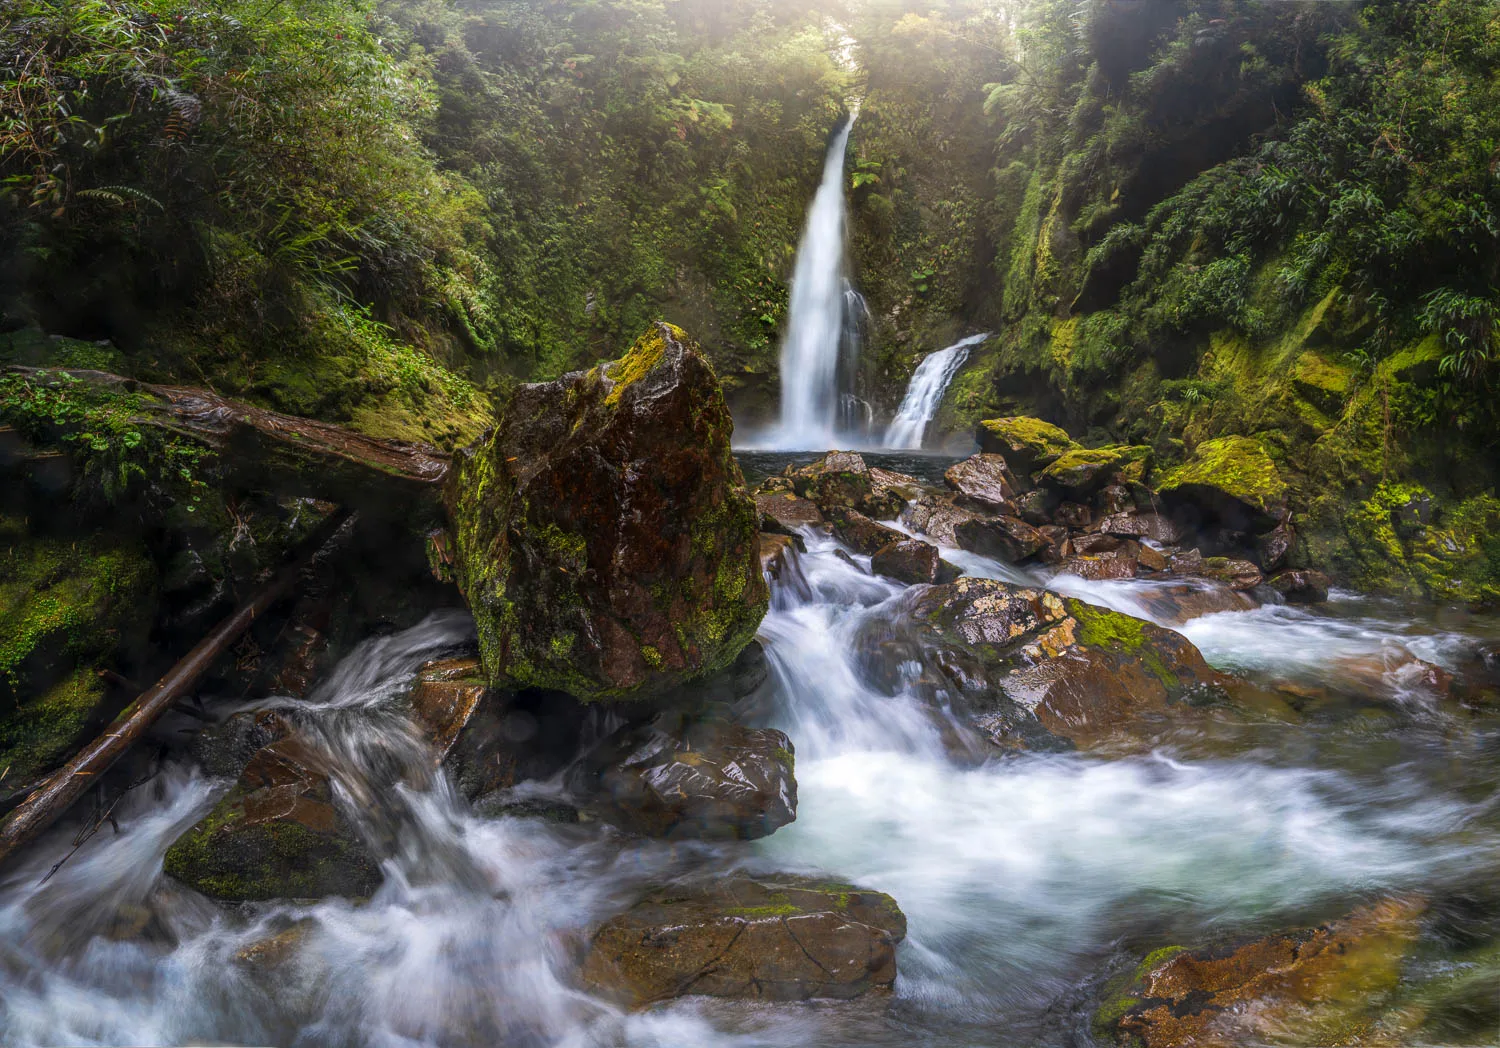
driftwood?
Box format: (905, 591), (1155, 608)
(0, 507), (352, 872)
(5, 366), (452, 518)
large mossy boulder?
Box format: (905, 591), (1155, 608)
(0, 514), (157, 802)
(1095, 897), (1425, 1047)
(446, 323), (767, 701)
(581, 875), (906, 1006)
(976, 416), (1079, 474)
(164, 719), (380, 901)
(907, 578), (1226, 750)
(1159, 435), (1287, 532)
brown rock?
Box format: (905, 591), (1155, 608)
(408, 656), (490, 763)
(826, 507), (904, 556)
(1097, 512), (1184, 545)
(1103, 897), (1426, 1048)
(900, 493), (980, 546)
(1060, 554), (1138, 581)
(863, 466), (921, 519)
(1054, 501), (1092, 529)
(581, 876), (906, 1007)
(1202, 557), (1264, 591)
(787, 451), (872, 511)
(446, 322), (766, 701)
(587, 714), (796, 840)
(944, 453), (1020, 512)
(1168, 548), (1205, 575)
(755, 492), (825, 534)
(871, 538), (947, 585)
(1256, 519), (1296, 570)
(1132, 580), (1256, 625)
(1071, 532), (1122, 555)
(1015, 488), (1058, 526)
(954, 515), (1047, 562)
(1136, 545), (1168, 572)
(1036, 525), (1071, 564)
(1095, 484), (1134, 516)
(1267, 569), (1330, 603)
(759, 534), (802, 583)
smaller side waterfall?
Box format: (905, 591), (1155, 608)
(883, 333), (989, 449)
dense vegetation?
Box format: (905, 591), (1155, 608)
(4, 0), (1500, 599)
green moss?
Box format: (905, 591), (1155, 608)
(724, 904), (800, 918)
(603, 324), (678, 407)
(1159, 435), (1287, 515)
(1038, 446), (1130, 488)
(1066, 599), (1179, 689)
(978, 416), (1079, 462)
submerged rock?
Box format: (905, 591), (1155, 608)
(1268, 569), (1331, 603)
(583, 712), (796, 840)
(1131, 579), (1257, 625)
(1097, 897), (1426, 1047)
(975, 416), (1079, 474)
(581, 875), (906, 1006)
(908, 578), (1226, 750)
(445, 323), (767, 702)
(164, 727), (380, 901)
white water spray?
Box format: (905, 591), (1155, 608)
(884, 333), (988, 449)
(772, 115), (859, 449)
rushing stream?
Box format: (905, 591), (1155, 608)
(2, 456), (1499, 1047)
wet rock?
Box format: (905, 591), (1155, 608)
(581, 875), (906, 1006)
(759, 534), (802, 583)
(908, 578), (1227, 750)
(1131, 580), (1256, 625)
(1267, 569), (1331, 604)
(754, 492), (824, 534)
(943, 453), (1020, 512)
(900, 493), (980, 546)
(1256, 518), (1296, 570)
(1168, 548), (1205, 575)
(866, 467), (923, 518)
(1036, 525), (1071, 564)
(445, 323), (767, 702)
(1054, 501), (1092, 529)
(1097, 512), (1183, 545)
(1135, 545), (1168, 572)
(1060, 553), (1138, 581)
(871, 538), (951, 585)
(582, 713), (795, 840)
(163, 732), (380, 901)
(1097, 897), (1426, 1047)
(1158, 435), (1288, 533)
(440, 684), (592, 801)
(786, 451), (871, 511)
(1095, 484), (1134, 516)
(407, 655), (490, 763)
(1071, 532), (1121, 555)
(1015, 488), (1058, 526)
(1202, 556), (1264, 591)
(975, 416), (1079, 474)
(954, 515), (1046, 562)
(826, 507), (904, 556)
(190, 710), (297, 779)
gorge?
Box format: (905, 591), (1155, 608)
(3, 2), (1500, 1046)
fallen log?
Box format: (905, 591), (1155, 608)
(4, 366), (452, 519)
(0, 507), (352, 872)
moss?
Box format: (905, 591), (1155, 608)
(602, 324), (677, 407)
(1066, 599), (1178, 689)
(1159, 434), (1287, 515)
(0, 669), (108, 786)
(724, 904), (800, 918)
(978, 416), (1079, 462)
(1038, 446), (1130, 488)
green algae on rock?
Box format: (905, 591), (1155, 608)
(445, 322), (767, 701)
(976, 416), (1080, 474)
(1159, 435), (1288, 532)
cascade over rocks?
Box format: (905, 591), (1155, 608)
(581, 875), (906, 1006)
(446, 323), (767, 702)
(906, 578), (1228, 750)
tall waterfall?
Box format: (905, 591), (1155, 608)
(883, 332), (988, 449)
(772, 114), (860, 449)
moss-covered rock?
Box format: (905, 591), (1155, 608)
(163, 729), (380, 901)
(0, 515), (156, 793)
(1340, 482), (1500, 607)
(1159, 434), (1288, 532)
(1096, 897), (1426, 1047)
(1037, 445), (1144, 496)
(976, 416), (1080, 473)
(907, 578), (1226, 750)
(581, 874), (906, 1006)
(445, 322), (767, 701)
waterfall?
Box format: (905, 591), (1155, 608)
(883, 333), (989, 449)
(772, 114), (859, 449)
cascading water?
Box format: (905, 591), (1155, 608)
(770, 114), (861, 449)
(883, 332), (989, 449)
(3, 467), (1500, 1046)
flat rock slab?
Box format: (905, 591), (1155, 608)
(581, 875), (906, 1006)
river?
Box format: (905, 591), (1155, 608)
(1, 455), (1497, 1047)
